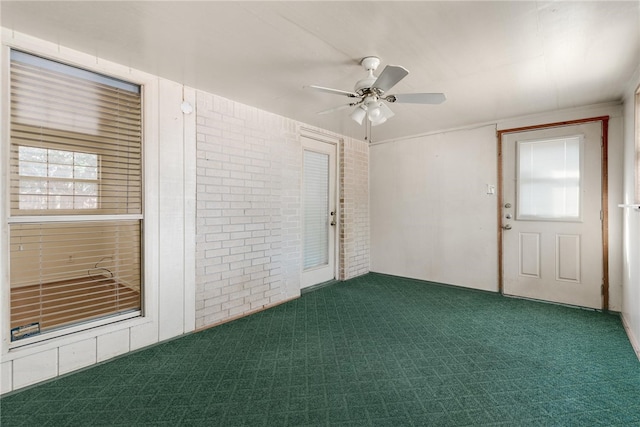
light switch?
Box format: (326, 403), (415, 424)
(486, 184), (496, 195)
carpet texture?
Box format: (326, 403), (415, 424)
(2, 273), (639, 426)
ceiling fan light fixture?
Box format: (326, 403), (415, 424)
(367, 105), (382, 121)
(363, 97), (381, 122)
(350, 105), (367, 125)
(371, 116), (387, 127)
(306, 56), (445, 129)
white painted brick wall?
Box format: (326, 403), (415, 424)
(196, 91), (370, 329)
(195, 92), (302, 329)
(340, 137), (370, 280)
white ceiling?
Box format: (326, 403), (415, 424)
(2, 1), (639, 142)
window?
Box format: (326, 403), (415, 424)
(8, 50), (143, 343)
(517, 136), (582, 221)
(18, 146), (99, 210)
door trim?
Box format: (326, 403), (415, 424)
(497, 116), (610, 310)
(300, 132), (339, 288)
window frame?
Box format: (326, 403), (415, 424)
(635, 86), (640, 204)
(1, 43), (155, 351)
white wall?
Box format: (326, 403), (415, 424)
(370, 103), (625, 310)
(370, 125), (499, 291)
(621, 67), (640, 359)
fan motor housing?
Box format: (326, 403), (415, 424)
(354, 56), (383, 95)
(354, 77), (377, 94)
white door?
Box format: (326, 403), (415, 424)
(502, 122), (603, 309)
(301, 137), (337, 288)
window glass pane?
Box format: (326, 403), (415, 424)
(10, 50), (141, 216)
(48, 149), (74, 165)
(49, 180), (73, 195)
(15, 148), (99, 210)
(19, 179), (48, 210)
(19, 161), (47, 177)
(303, 150), (329, 270)
(75, 152), (98, 167)
(517, 136), (581, 220)
(10, 220), (142, 340)
(19, 146), (46, 162)
(49, 164), (73, 178)
(74, 165), (97, 180)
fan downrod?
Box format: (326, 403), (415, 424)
(355, 56), (382, 95)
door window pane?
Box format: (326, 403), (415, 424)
(517, 136), (582, 220)
(303, 150), (329, 269)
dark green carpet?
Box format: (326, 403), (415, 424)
(2, 273), (640, 426)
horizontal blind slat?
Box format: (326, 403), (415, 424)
(10, 222), (142, 330)
(9, 50), (143, 341)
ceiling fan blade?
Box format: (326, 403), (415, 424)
(316, 104), (354, 115)
(388, 93), (446, 104)
(372, 65), (409, 93)
(305, 85), (359, 98)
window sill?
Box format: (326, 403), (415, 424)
(2, 312), (152, 360)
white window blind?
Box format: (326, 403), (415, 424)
(10, 50), (141, 216)
(10, 221), (141, 337)
(303, 150), (329, 270)
(517, 136), (582, 220)
(8, 50), (143, 342)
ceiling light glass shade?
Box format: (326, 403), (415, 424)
(371, 116), (387, 126)
(379, 102), (395, 119)
(350, 106), (367, 125)
(367, 105), (382, 121)
(369, 102), (394, 126)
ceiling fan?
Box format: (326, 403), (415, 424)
(305, 56), (446, 127)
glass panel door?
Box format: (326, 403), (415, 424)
(303, 150), (329, 269)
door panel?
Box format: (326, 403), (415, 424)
(301, 137), (336, 288)
(519, 232), (540, 278)
(502, 123), (602, 308)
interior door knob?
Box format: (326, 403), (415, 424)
(503, 224), (512, 230)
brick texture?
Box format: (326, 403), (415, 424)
(340, 137), (370, 280)
(195, 91), (369, 329)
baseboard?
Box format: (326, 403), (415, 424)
(370, 271), (500, 296)
(194, 295), (298, 333)
(621, 313), (640, 361)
